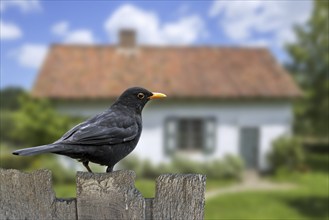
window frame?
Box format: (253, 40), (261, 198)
(164, 116), (217, 155)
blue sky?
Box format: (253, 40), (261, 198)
(0, 0), (313, 90)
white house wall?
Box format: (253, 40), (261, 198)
(56, 100), (293, 170)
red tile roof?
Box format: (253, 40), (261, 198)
(32, 45), (301, 99)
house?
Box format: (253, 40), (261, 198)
(32, 30), (301, 171)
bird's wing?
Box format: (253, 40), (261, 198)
(55, 122), (87, 143)
(60, 120), (139, 146)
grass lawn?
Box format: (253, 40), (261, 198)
(54, 183), (76, 198)
(205, 172), (329, 220)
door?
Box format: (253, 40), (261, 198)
(239, 127), (259, 169)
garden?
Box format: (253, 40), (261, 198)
(1, 95), (327, 219)
(1, 2), (328, 218)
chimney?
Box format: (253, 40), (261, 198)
(119, 29), (136, 48)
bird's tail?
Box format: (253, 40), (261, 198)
(12, 144), (59, 156)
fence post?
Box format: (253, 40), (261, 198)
(0, 168), (206, 220)
(153, 174), (206, 220)
(0, 169), (76, 220)
(76, 170), (145, 220)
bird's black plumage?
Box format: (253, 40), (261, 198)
(12, 87), (166, 172)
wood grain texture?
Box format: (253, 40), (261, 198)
(0, 169), (76, 220)
(76, 170), (145, 220)
(0, 168), (206, 220)
(53, 198), (77, 220)
(145, 198), (154, 220)
(153, 174), (206, 220)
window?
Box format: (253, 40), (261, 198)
(164, 117), (216, 155)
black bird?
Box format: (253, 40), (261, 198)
(13, 87), (166, 173)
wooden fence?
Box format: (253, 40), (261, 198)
(0, 168), (206, 220)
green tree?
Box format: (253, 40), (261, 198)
(0, 88), (26, 143)
(11, 95), (77, 147)
(268, 136), (305, 173)
(0, 87), (26, 110)
(286, 0), (329, 139)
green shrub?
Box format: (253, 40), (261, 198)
(0, 145), (75, 184)
(10, 95), (69, 146)
(0, 87), (25, 111)
(119, 156), (161, 178)
(4, 95), (83, 147)
(303, 139), (329, 153)
(268, 136), (305, 173)
(141, 160), (161, 178)
(1, 93), (83, 183)
(204, 159), (223, 179)
(0, 111), (16, 144)
(0, 151), (36, 170)
(204, 155), (244, 180)
(170, 156), (204, 174)
(119, 155), (144, 177)
(119, 154), (244, 180)
(305, 153), (329, 173)
(222, 155), (244, 179)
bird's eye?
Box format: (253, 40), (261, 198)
(137, 93), (145, 99)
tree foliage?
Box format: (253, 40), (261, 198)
(0, 91), (81, 183)
(2, 93), (81, 147)
(0, 87), (25, 110)
(15, 95), (79, 146)
(268, 136), (305, 173)
(286, 0), (329, 138)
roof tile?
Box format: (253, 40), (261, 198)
(32, 45), (301, 99)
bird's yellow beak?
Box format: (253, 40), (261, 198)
(149, 92), (167, 100)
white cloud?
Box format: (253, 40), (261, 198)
(0, 20), (22, 40)
(10, 44), (48, 69)
(51, 21), (69, 36)
(209, 0), (313, 47)
(162, 16), (205, 45)
(104, 4), (205, 45)
(0, 0), (41, 12)
(51, 21), (95, 44)
(63, 29), (95, 44)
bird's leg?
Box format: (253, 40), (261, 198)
(106, 165), (114, 173)
(82, 161), (93, 173)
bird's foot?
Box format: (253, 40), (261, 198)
(82, 161), (93, 173)
(106, 166), (114, 173)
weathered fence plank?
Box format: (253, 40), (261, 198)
(153, 174), (206, 220)
(0, 168), (206, 220)
(76, 171), (145, 220)
(145, 198), (154, 220)
(53, 198), (77, 220)
(0, 169), (76, 220)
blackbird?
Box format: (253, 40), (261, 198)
(13, 87), (166, 173)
